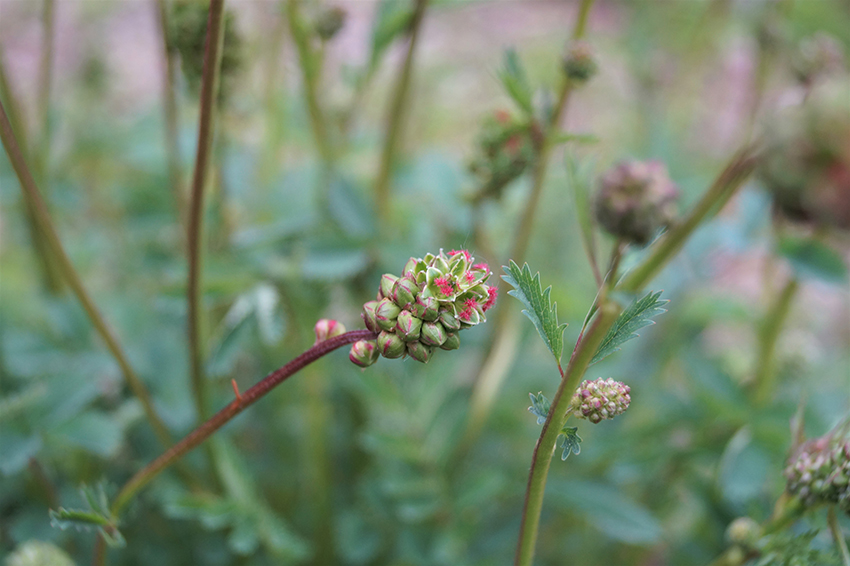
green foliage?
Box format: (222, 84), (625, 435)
(778, 236), (848, 285)
(49, 484), (124, 548)
(753, 531), (842, 566)
(528, 391), (551, 424)
(590, 291), (668, 365)
(498, 48), (534, 115)
(370, 0), (415, 69)
(503, 261), (569, 365)
(528, 393), (582, 459)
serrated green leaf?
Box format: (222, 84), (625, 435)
(502, 261), (569, 364)
(528, 392), (551, 425)
(49, 507), (111, 529)
(498, 49), (533, 114)
(590, 291), (668, 365)
(558, 426), (582, 460)
(778, 236), (848, 285)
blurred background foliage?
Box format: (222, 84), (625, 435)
(0, 0), (848, 565)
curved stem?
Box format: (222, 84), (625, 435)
(753, 276), (799, 405)
(111, 329), (376, 516)
(373, 0), (429, 233)
(0, 98), (174, 450)
(514, 301), (620, 566)
(829, 505), (850, 566)
(187, 0), (226, 422)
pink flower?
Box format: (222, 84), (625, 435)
(483, 286), (498, 311)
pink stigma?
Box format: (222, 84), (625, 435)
(483, 286), (498, 312)
(434, 277), (454, 296)
(465, 272), (475, 283)
(473, 262), (490, 273)
(450, 249), (472, 263)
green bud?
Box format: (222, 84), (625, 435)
(395, 310), (422, 342)
(420, 321), (447, 347)
(562, 40), (597, 84)
(375, 297), (401, 331)
(570, 377), (631, 424)
(393, 276), (419, 308)
(440, 333), (460, 350)
(380, 274), (399, 300)
(406, 341), (433, 363)
(377, 331), (405, 359)
(412, 295), (439, 322)
(725, 517), (762, 549)
(314, 6), (346, 41)
(349, 339), (379, 367)
(361, 301), (379, 333)
(439, 309), (461, 331)
(314, 319), (346, 344)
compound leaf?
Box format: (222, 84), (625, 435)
(590, 291), (667, 365)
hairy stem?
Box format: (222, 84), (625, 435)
(111, 330), (376, 516)
(514, 301), (620, 566)
(829, 506), (850, 566)
(0, 99), (174, 449)
(373, 0), (429, 232)
(187, 0), (226, 422)
(155, 0), (186, 222)
(753, 276), (799, 405)
(465, 0), (595, 442)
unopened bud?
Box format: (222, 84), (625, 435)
(570, 377), (631, 424)
(419, 321), (448, 347)
(439, 309), (461, 331)
(349, 340), (379, 367)
(726, 517), (762, 548)
(406, 341), (433, 364)
(377, 331), (405, 359)
(393, 276), (419, 308)
(314, 319), (346, 344)
(563, 40), (597, 84)
(380, 274), (399, 300)
(375, 298), (401, 331)
(412, 295), (439, 322)
(395, 310), (422, 342)
(314, 6), (346, 40)
(362, 301), (380, 333)
(439, 332), (460, 350)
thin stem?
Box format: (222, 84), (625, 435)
(620, 144), (761, 293)
(465, 0), (595, 443)
(187, 0), (226, 422)
(92, 534), (105, 566)
(829, 506), (850, 566)
(753, 276), (799, 405)
(155, 0), (186, 222)
(514, 300), (620, 566)
(111, 330), (376, 516)
(0, 98), (174, 450)
(0, 45), (64, 293)
(373, 0), (429, 232)
(34, 0), (55, 185)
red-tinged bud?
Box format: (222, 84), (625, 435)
(375, 298), (401, 331)
(393, 276), (419, 308)
(413, 295), (439, 322)
(406, 341), (433, 363)
(570, 377), (631, 424)
(420, 321), (448, 347)
(314, 319), (346, 344)
(395, 310), (422, 342)
(362, 301), (380, 333)
(440, 333), (460, 350)
(349, 340), (379, 368)
(439, 310), (461, 331)
(377, 331), (405, 359)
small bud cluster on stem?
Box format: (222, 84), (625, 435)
(569, 377), (631, 424)
(352, 249), (496, 367)
(785, 435), (850, 514)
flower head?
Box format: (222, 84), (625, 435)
(570, 377), (631, 424)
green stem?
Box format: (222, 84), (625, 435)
(155, 0), (186, 222)
(465, 0), (595, 443)
(829, 506), (850, 566)
(373, 0), (429, 232)
(0, 45), (64, 293)
(0, 98), (174, 450)
(111, 329), (376, 517)
(187, 0), (226, 422)
(34, 0), (55, 185)
(620, 144), (760, 293)
(514, 300), (620, 566)
(753, 276), (799, 405)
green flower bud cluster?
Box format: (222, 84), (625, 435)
(349, 250), (497, 367)
(593, 160), (679, 246)
(570, 377), (631, 424)
(562, 40), (597, 84)
(759, 85), (850, 231)
(314, 6), (347, 40)
(169, 0), (243, 103)
(468, 110), (541, 202)
(784, 436), (850, 514)
(725, 517), (762, 549)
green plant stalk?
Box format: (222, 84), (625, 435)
(753, 276), (799, 405)
(34, 0), (55, 186)
(829, 506), (850, 566)
(0, 46), (64, 293)
(620, 144), (760, 293)
(465, 0), (595, 442)
(187, 0), (226, 422)
(514, 300), (620, 566)
(110, 329), (376, 516)
(155, 0), (186, 222)
(373, 0), (429, 231)
(287, 0), (334, 165)
(0, 99), (174, 450)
